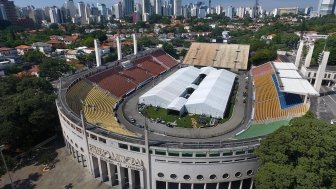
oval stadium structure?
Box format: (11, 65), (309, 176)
(56, 43), (315, 189)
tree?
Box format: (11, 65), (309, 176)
(255, 114), (336, 189)
(250, 49), (277, 66)
(39, 58), (74, 81)
(22, 50), (45, 63)
(0, 76), (57, 153)
(163, 42), (178, 59)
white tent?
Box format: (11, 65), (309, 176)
(139, 66), (200, 108)
(185, 69), (236, 118)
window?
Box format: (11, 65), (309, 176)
(247, 149), (255, 153)
(183, 175), (191, 180)
(170, 174), (177, 179)
(130, 146), (140, 152)
(308, 72), (311, 77)
(98, 137), (106, 143)
(80, 147), (84, 152)
(210, 174), (217, 180)
(119, 143), (128, 149)
(247, 170), (253, 176)
(158, 173), (164, 178)
(235, 150), (245, 155)
(196, 175), (204, 180)
(75, 143), (78, 148)
(90, 134), (97, 140)
(155, 150), (166, 156)
(195, 153), (206, 157)
(209, 152), (220, 157)
(181, 153), (193, 157)
(223, 151), (233, 156)
(235, 172), (242, 178)
(168, 152), (179, 157)
(223, 173), (229, 179)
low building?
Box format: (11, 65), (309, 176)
(0, 47), (18, 58)
(15, 45), (32, 55)
(31, 42), (52, 54)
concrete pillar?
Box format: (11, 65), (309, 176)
(216, 183), (220, 189)
(117, 166), (125, 189)
(76, 151), (80, 162)
(98, 158), (103, 181)
(81, 154), (85, 167)
(165, 182), (168, 189)
(133, 34), (137, 55)
(228, 181), (232, 189)
(128, 169), (136, 189)
(116, 36), (122, 60)
(314, 51), (330, 93)
(179, 182), (182, 189)
(250, 180), (254, 189)
(140, 170), (145, 189)
(99, 159), (108, 182)
(94, 39), (102, 67)
(304, 45), (314, 68)
(107, 163), (117, 186)
(239, 180), (243, 189)
(304, 95), (308, 104)
(295, 40), (304, 68)
(191, 183), (194, 189)
(204, 183), (207, 189)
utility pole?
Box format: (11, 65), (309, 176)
(0, 145), (15, 189)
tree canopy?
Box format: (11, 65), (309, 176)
(0, 76), (57, 151)
(39, 58), (74, 81)
(255, 113), (336, 189)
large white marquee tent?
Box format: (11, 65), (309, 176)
(139, 66), (236, 118)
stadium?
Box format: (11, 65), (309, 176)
(56, 38), (320, 189)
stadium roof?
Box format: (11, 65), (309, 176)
(139, 66), (236, 118)
(183, 43), (250, 71)
(272, 62), (319, 96)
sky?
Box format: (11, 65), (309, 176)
(14, 0), (317, 11)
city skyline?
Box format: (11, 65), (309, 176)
(15, 0), (317, 10)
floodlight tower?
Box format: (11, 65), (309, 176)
(314, 51), (330, 93)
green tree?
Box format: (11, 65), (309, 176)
(163, 42), (178, 59)
(0, 77), (57, 153)
(250, 49), (277, 66)
(255, 114), (336, 189)
(22, 50), (45, 63)
(39, 58), (74, 80)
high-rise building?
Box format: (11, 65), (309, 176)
(318, 0), (336, 16)
(0, 0), (17, 23)
(155, 0), (162, 15)
(173, 0), (182, 16)
(97, 3), (107, 17)
(236, 7), (245, 18)
(114, 2), (122, 19)
(226, 6), (234, 19)
(64, 0), (76, 18)
(215, 5), (222, 15)
(122, 0), (134, 17)
(49, 6), (63, 23)
(0, 4), (7, 20)
(142, 0), (150, 17)
(77, 1), (86, 23)
(305, 6), (313, 15)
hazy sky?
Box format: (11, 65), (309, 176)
(14, 0), (318, 10)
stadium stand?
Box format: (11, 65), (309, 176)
(272, 75), (303, 109)
(252, 63), (308, 122)
(66, 80), (94, 115)
(66, 79), (134, 136)
(92, 74), (136, 98)
(119, 67), (153, 85)
(152, 50), (179, 68)
(136, 58), (167, 76)
(83, 86), (134, 136)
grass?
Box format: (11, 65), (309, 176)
(234, 120), (290, 139)
(145, 106), (220, 128)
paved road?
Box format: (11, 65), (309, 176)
(310, 86), (336, 123)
